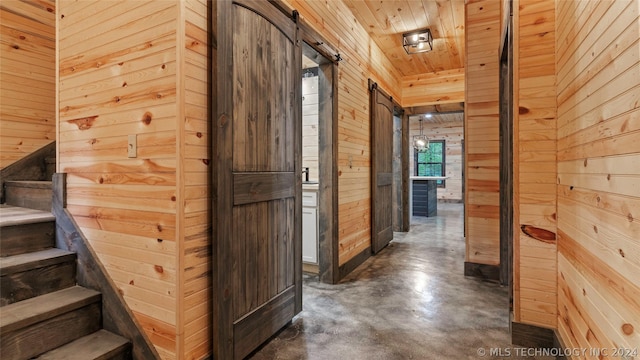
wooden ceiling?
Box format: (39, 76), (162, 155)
(343, 0), (465, 77)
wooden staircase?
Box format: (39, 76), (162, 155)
(0, 181), (132, 359)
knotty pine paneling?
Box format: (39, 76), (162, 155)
(512, 0), (557, 329)
(556, 0), (640, 351)
(408, 117), (464, 201)
(58, 1), (179, 357)
(182, 0), (211, 358)
(464, 0), (501, 266)
(401, 68), (465, 107)
(282, 0), (402, 265)
(0, 0), (56, 169)
(58, 0), (213, 358)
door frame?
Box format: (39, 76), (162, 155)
(499, 2), (514, 290)
(392, 108), (410, 232)
(299, 25), (340, 284)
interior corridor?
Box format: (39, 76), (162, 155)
(249, 204), (552, 359)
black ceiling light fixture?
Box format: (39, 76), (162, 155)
(402, 28), (433, 54)
(413, 114), (431, 151)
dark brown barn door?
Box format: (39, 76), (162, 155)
(370, 82), (394, 254)
(215, 1), (302, 359)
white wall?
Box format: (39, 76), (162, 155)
(302, 73), (319, 182)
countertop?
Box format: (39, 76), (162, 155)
(302, 183), (319, 190)
(409, 176), (449, 180)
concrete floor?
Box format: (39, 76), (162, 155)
(250, 204), (553, 360)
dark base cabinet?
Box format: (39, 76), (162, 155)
(413, 180), (437, 217)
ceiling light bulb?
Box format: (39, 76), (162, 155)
(415, 139), (426, 147)
(425, 113), (432, 118)
(413, 34), (418, 42)
(418, 42), (424, 49)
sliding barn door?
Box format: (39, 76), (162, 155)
(370, 83), (394, 254)
(215, 1), (302, 359)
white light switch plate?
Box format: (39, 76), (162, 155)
(128, 134), (137, 158)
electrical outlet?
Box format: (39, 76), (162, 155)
(128, 134), (137, 158)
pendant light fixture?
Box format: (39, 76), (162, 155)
(413, 115), (429, 151)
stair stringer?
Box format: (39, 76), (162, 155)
(52, 173), (160, 360)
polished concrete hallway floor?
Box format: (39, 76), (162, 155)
(250, 204), (551, 360)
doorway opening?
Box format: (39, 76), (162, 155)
(300, 40), (339, 284)
(406, 106), (465, 225)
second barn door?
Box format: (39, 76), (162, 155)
(370, 82), (394, 254)
(215, 1), (302, 359)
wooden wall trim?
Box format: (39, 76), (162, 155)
(464, 262), (500, 282)
(338, 246), (370, 281)
(214, 1), (234, 357)
(393, 112), (410, 233)
(511, 321), (555, 349)
(499, 10), (513, 288)
(511, 0), (522, 324)
(512, 322), (568, 359)
(52, 173), (160, 360)
(401, 112), (410, 232)
(316, 60), (340, 284)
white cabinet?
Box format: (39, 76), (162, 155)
(302, 207), (317, 263)
(302, 188), (318, 264)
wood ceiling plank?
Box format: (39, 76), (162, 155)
(340, 0), (466, 76)
(435, 0), (457, 70)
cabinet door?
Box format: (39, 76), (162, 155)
(302, 207), (318, 263)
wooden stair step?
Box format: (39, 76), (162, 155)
(35, 330), (131, 360)
(0, 286), (102, 360)
(4, 180), (53, 212)
(0, 205), (55, 257)
(0, 205), (55, 227)
(0, 286), (100, 334)
(0, 249), (77, 306)
(4, 180), (53, 189)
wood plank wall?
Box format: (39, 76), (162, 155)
(281, 0), (403, 265)
(408, 118), (464, 201)
(464, 0), (501, 266)
(58, 1), (212, 358)
(182, 0), (211, 358)
(401, 68), (465, 107)
(513, 0), (558, 329)
(556, 0), (640, 352)
(0, 0), (55, 169)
